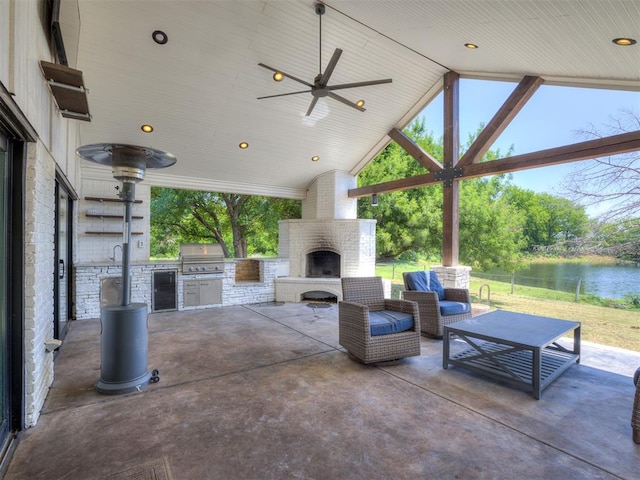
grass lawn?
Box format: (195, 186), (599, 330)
(379, 263), (640, 352)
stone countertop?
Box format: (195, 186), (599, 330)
(75, 257), (287, 268)
(75, 260), (180, 267)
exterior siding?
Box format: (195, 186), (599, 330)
(23, 143), (56, 426)
(2, 0), (83, 427)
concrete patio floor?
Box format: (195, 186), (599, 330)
(4, 302), (640, 479)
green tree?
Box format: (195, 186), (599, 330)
(150, 188), (300, 258)
(459, 177), (526, 271)
(358, 119), (442, 260)
(358, 119), (525, 270)
(503, 187), (589, 251)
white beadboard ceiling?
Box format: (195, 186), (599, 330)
(74, 0), (640, 198)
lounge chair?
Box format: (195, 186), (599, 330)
(402, 270), (472, 338)
(339, 276), (421, 364)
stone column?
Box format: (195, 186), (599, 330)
(432, 265), (472, 289)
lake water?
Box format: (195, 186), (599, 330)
(473, 262), (639, 299)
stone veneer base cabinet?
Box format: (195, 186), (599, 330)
(74, 258), (289, 320)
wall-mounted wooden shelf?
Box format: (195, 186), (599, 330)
(40, 61), (91, 122)
(85, 196), (143, 204)
(86, 214), (144, 219)
(85, 231), (144, 236)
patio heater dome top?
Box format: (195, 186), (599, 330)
(76, 143), (177, 183)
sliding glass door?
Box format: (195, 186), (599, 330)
(0, 132), (10, 455)
(54, 179), (72, 341)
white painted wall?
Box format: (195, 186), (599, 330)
(77, 169), (150, 264)
(302, 170), (357, 220)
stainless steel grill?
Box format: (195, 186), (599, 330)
(179, 243), (225, 274)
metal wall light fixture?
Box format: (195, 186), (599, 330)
(371, 193), (378, 206)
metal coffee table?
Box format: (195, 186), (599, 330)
(443, 310), (580, 399)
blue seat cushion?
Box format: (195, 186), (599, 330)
(404, 271), (430, 291)
(369, 310), (415, 336)
(439, 300), (471, 316)
(429, 271), (446, 301)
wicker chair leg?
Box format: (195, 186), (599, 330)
(634, 428), (640, 444)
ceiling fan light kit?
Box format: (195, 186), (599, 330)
(257, 2), (392, 116)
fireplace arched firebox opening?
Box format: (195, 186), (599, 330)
(306, 249), (340, 278)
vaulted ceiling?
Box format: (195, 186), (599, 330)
(73, 0), (640, 198)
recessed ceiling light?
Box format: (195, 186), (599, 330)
(273, 71), (284, 82)
(311, 155), (319, 162)
(141, 124), (154, 133)
(612, 37), (636, 46)
(239, 142), (249, 149)
(464, 43), (479, 49)
(152, 30), (168, 45)
(356, 100), (365, 108)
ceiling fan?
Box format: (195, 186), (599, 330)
(257, 2), (392, 116)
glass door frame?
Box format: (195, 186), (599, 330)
(54, 175), (74, 342)
(0, 130), (25, 474)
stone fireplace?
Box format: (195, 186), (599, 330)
(275, 171), (377, 302)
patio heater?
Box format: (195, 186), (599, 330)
(76, 143), (176, 394)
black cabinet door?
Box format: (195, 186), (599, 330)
(152, 271), (177, 312)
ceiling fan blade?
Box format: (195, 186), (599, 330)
(328, 92), (366, 112)
(319, 48), (342, 86)
(328, 79), (393, 91)
(305, 97), (320, 117)
(257, 89), (312, 100)
(258, 63), (314, 88)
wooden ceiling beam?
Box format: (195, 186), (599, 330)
(348, 129), (640, 197)
(462, 129), (640, 178)
(458, 75), (543, 167)
(348, 172), (438, 197)
(388, 128), (443, 172)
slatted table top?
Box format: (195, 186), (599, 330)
(445, 310), (580, 348)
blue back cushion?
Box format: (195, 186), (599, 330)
(369, 310), (415, 336)
(429, 271), (446, 301)
(404, 271), (430, 291)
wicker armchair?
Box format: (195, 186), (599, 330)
(402, 271), (472, 338)
(339, 277), (421, 364)
(633, 367), (640, 444)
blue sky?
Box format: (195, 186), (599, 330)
(418, 79), (640, 209)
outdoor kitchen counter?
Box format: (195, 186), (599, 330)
(74, 258), (289, 320)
